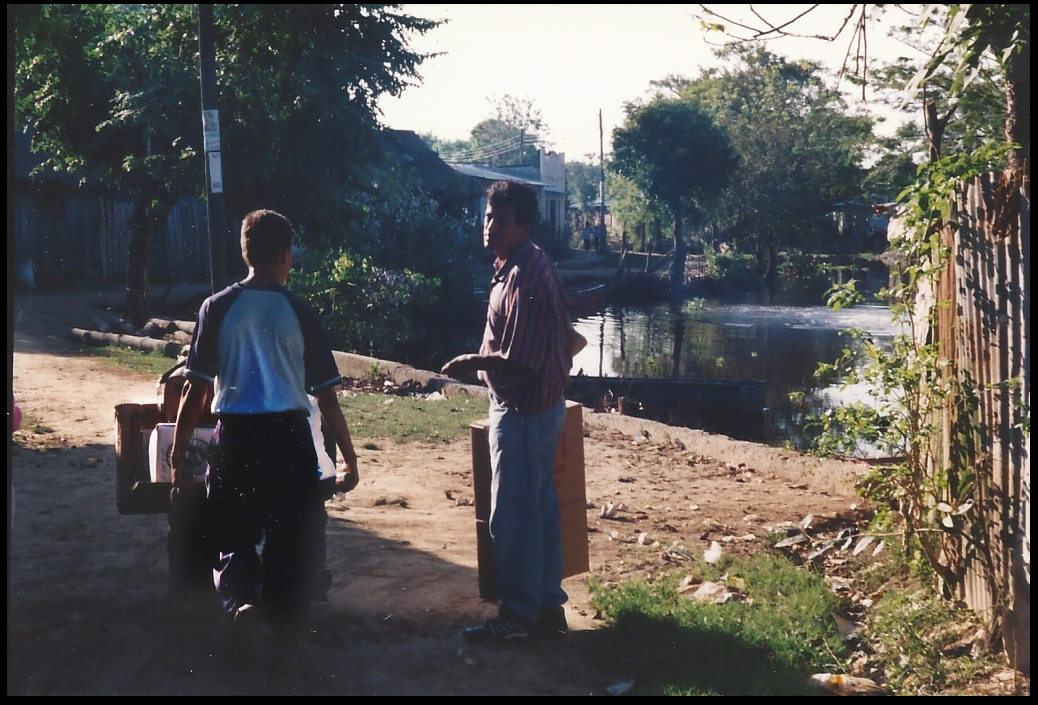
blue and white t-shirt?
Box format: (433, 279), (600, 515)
(185, 281), (341, 415)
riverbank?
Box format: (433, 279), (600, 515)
(11, 283), (873, 695)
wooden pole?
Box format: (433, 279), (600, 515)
(199, 4), (227, 293)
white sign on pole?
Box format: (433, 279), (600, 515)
(202, 109), (221, 153)
(207, 151), (224, 193)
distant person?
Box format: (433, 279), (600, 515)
(593, 224), (603, 253)
(171, 210), (359, 668)
(582, 221), (591, 251)
(442, 180), (582, 642)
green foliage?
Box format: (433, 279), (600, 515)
(338, 393), (489, 444)
(289, 250), (439, 364)
(14, 4), (439, 280)
(588, 553), (847, 695)
(701, 242), (757, 288)
(611, 97), (735, 229)
(565, 159), (602, 224)
(668, 47), (872, 261)
(606, 172), (673, 245)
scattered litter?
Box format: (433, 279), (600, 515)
(834, 615), (861, 641)
(664, 544), (694, 562)
(852, 535), (874, 556)
(704, 541), (722, 564)
(607, 530), (620, 540)
(799, 513), (814, 530)
(742, 513), (759, 523)
(383, 379), (394, 387)
(789, 483), (809, 490)
(689, 504), (700, 511)
(859, 598), (874, 608)
(372, 496), (408, 508)
(606, 679), (635, 696)
(618, 476), (636, 483)
(689, 581), (733, 603)
(637, 532), (650, 545)
(726, 575), (747, 592)
(457, 648), (479, 666)
(872, 539), (886, 557)
(774, 533), (809, 548)
(809, 673), (886, 696)
(953, 499), (974, 515)
(426, 391), (445, 401)
(586, 501), (596, 509)
(600, 502), (628, 519)
(808, 540), (835, 560)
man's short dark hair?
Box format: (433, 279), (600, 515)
(487, 181), (538, 227)
(240, 210), (295, 267)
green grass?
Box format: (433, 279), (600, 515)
(339, 393), (489, 444)
(81, 344), (177, 378)
(588, 552), (848, 695)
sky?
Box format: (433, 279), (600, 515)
(377, 5), (923, 164)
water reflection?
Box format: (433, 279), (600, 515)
(572, 300), (901, 450)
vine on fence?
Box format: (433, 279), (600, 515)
(803, 144), (1009, 594)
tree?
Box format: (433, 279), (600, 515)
(661, 47), (873, 269)
(611, 97), (735, 293)
(14, 4), (437, 324)
(425, 95), (548, 166)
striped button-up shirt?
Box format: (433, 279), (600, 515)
(479, 240), (573, 414)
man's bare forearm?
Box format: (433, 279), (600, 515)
(440, 352), (530, 380)
(170, 380), (208, 487)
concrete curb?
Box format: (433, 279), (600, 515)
(332, 350), (488, 401)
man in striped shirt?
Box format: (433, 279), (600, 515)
(442, 180), (574, 642)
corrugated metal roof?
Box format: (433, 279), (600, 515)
(447, 162), (548, 187)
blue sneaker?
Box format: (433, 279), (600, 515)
(462, 607), (536, 643)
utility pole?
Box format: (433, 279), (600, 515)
(198, 4), (227, 292)
(599, 109), (606, 252)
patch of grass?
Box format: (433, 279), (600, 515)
(33, 424), (54, 434)
(588, 552), (847, 695)
(339, 393), (489, 444)
(81, 345), (176, 378)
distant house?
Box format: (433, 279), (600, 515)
(447, 150), (567, 254)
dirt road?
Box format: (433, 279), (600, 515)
(9, 285), (866, 695)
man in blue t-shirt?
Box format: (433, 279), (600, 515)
(171, 210), (358, 665)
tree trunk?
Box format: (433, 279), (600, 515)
(125, 196), (153, 328)
(669, 204), (686, 299)
(1002, 9), (1030, 173)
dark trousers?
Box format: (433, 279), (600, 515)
(206, 412), (320, 631)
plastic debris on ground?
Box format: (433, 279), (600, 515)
(809, 673), (887, 696)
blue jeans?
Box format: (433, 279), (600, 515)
(488, 396), (568, 622)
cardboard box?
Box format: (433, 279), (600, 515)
(470, 400), (589, 601)
(147, 423), (216, 484)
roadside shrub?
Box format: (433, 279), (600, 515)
(289, 249), (440, 363)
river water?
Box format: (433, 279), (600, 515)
(571, 281), (902, 450)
